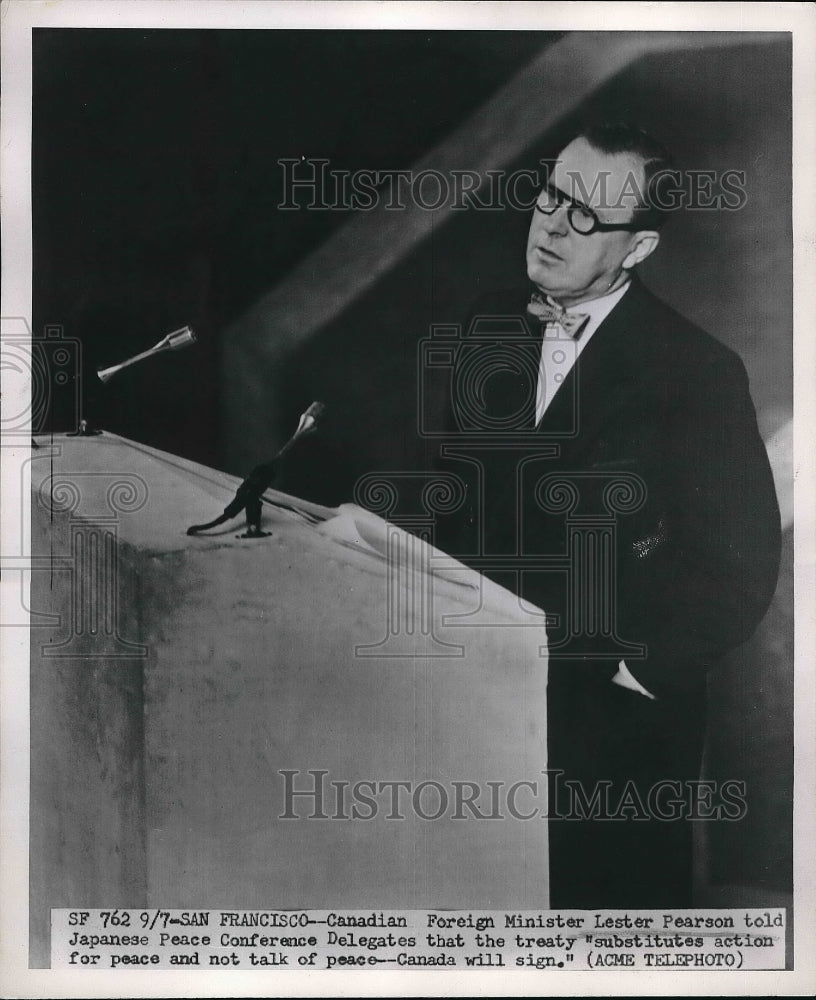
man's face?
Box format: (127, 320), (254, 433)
(526, 137), (648, 306)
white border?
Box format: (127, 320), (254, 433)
(2, 2), (814, 997)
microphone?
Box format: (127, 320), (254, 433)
(278, 401), (325, 458)
(97, 326), (196, 383)
(187, 400), (326, 538)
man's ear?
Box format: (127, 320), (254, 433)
(622, 231), (660, 270)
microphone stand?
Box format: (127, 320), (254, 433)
(73, 325), (198, 437)
(187, 402), (325, 539)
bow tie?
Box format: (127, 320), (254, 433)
(527, 292), (590, 339)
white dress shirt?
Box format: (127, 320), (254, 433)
(532, 280), (656, 700)
(534, 280), (631, 425)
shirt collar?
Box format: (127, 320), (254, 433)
(547, 280), (632, 329)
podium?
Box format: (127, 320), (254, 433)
(29, 434), (549, 965)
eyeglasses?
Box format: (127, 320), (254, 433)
(534, 182), (645, 236)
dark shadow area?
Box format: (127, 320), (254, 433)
(33, 28), (559, 464)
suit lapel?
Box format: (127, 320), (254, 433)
(535, 278), (657, 461)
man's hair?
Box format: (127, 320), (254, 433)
(574, 121), (675, 230)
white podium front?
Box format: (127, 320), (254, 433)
(29, 433), (549, 965)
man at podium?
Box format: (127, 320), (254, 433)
(436, 122), (781, 908)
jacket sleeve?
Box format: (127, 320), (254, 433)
(618, 351), (782, 697)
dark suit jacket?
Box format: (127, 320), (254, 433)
(434, 276), (782, 905)
(437, 275), (781, 697)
